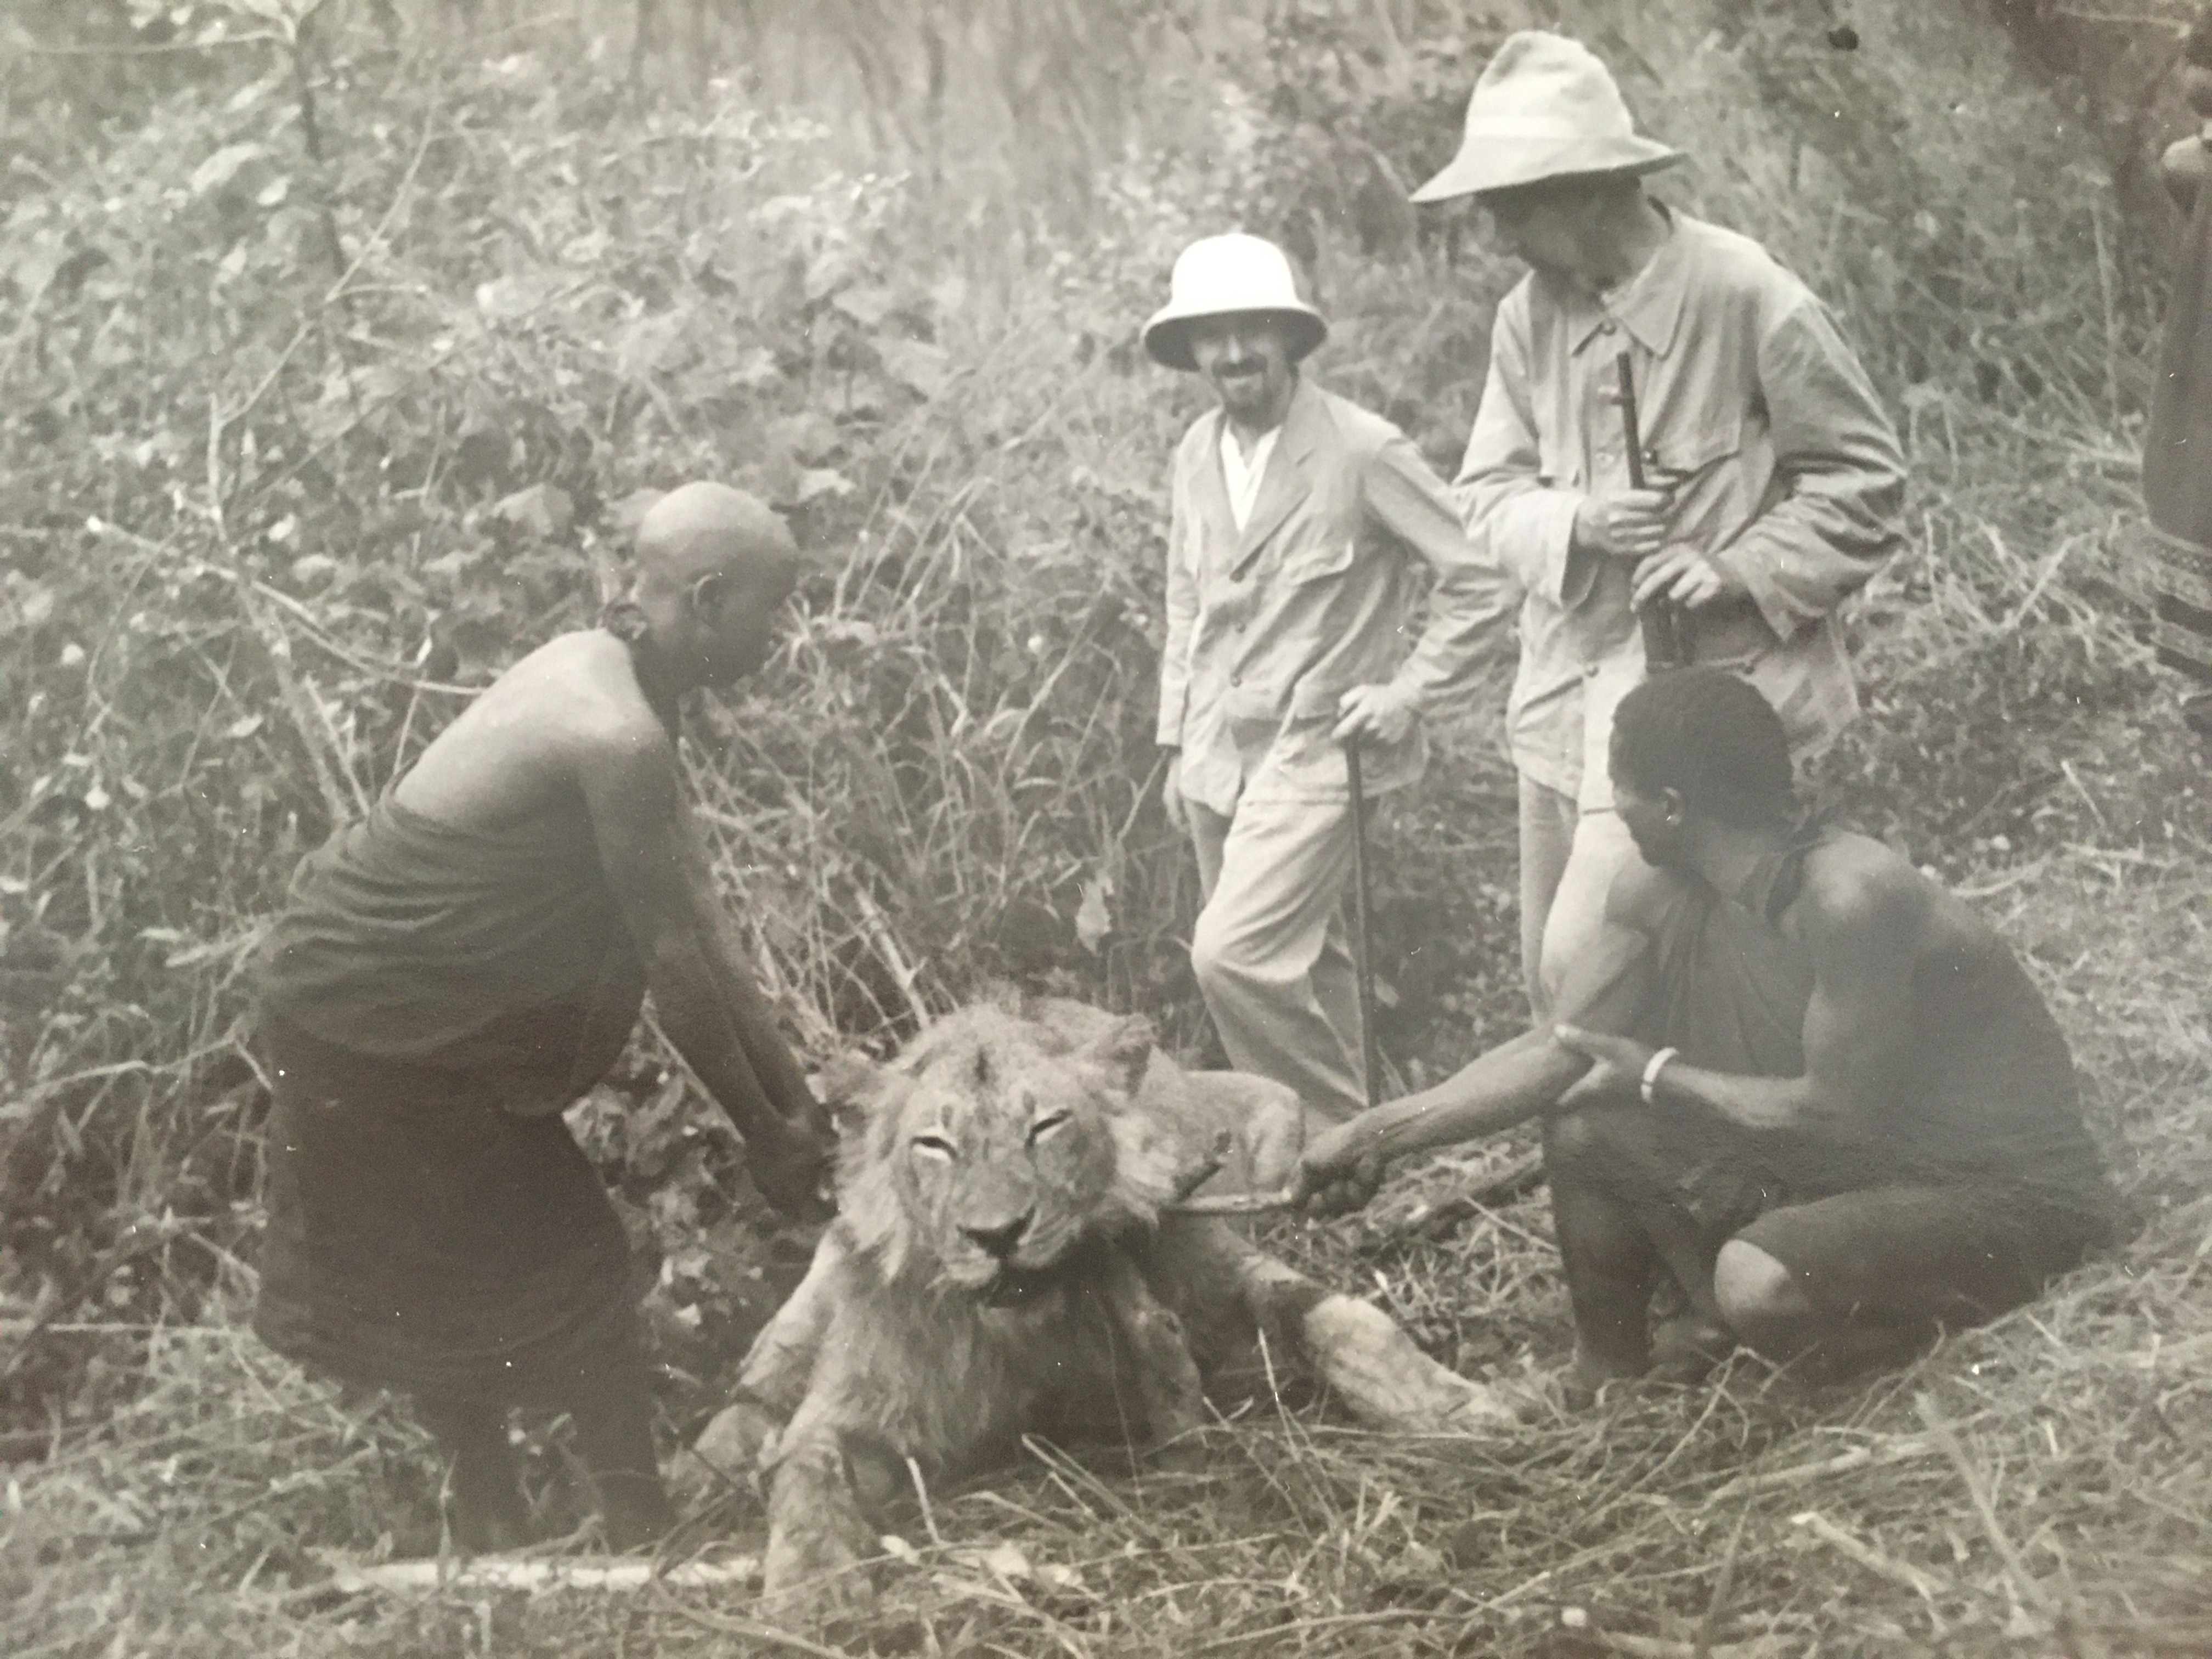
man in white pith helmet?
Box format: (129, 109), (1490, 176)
(1147, 233), (1511, 1126)
(1415, 32), (1907, 1015)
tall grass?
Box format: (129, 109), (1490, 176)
(0, 0), (2192, 1502)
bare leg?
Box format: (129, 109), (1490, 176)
(1545, 1099), (1750, 1393)
(416, 1395), (531, 1553)
(1714, 1239), (1929, 1380)
(567, 1336), (673, 1551)
(1547, 1173), (1661, 1390)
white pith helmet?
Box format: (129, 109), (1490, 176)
(1142, 233), (1329, 373)
(1410, 30), (1683, 204)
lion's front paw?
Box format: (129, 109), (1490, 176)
(760, 1520), (878, 1630)
(1303, 1295), (1517, 1432)
(670, 1398), (783, 1506)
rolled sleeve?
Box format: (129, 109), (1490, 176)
(1711, 296), (1906, 638)
(1364, 432), (1515, 709)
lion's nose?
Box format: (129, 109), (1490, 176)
(961, 1210), (1034, 1261)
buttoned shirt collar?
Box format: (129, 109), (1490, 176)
(1565, 206), (1689, 358)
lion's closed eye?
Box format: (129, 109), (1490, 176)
(911, 1131), (957, 1160)
(1026, 1110), (1072, 1144)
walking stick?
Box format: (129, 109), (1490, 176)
(1169, 735), (1378, 1216)
(1342, 736), (1382, 1115)
(1617, 351), (1686, 672)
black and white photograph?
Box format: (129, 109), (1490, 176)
(2, 2), (2208, 1654)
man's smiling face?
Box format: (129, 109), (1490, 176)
(1184, 313), (1299, 430)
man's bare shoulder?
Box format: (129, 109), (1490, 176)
(1793, 833), (1931, 941)
(540, 634), (680, 772)
(461, 632), (675, 777)
(492, 632), (646, 720)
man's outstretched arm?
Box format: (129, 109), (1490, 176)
(582, 725), (830, 1217)
(1295, 892), (1657, 1211)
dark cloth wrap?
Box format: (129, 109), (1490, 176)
(253, 728), (655, 1396)
(255, 1013), (636, 1400)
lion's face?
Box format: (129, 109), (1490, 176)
(833, 1005), (1161, 1294)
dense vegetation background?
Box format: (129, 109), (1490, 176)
(1, 3), (2209, 1655)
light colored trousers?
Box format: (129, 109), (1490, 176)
(1519, 777), (1644, 1019)
(1185, 796), (1370, 1124)
(1521, 646), (1649, 1018)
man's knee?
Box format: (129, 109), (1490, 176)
(1543, 1103), (1644, 1181)
(1713, 1238), (1811, 1329)
(1188, 909), (1235, 995)
(1190, 905), (1273, 996)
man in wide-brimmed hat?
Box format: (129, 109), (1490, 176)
(1146, 233), (1510, 1124)
(1413, 31), (1907, 1016)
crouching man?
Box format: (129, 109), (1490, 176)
(1295, 668), (2117, 1396)
(252, 483), (833, 1549)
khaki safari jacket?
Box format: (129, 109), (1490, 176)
(1459, 210), (1906, 805)
(1159, 379), (1511, 817)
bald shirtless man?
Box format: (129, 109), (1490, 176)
(254, 483), (830, 1550)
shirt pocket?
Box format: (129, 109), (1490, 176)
(1222, 677), (1283, 725)
(1273, 532), (1358, 588)
(1652, 417), (1745, 547)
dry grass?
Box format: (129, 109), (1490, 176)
(5, 2), (2210, 1655)
(5, 819), (2208, 1659)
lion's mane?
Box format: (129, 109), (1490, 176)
(826, 994), (1206, 1292)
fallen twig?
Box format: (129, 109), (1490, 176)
(318, 1552), (760, 1595)
(1692, 1503), (1751, 1659)
(1705, 1434), (1937, 1500)
(1383, 1149), (1548, 1243)
(1596, 1634), (1789, 1659)
(1791, 1509), (1950, 1601)
(1916, 1393), (2070, 1640)
(653, 1599), (860, 1659)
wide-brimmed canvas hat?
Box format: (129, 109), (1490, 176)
(1410, 31), (1683, 204)
(1142, 234), (1329, 372)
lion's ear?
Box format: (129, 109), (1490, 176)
(1078, 1014), (1156, 1101)
(816, 1051), (907, 1149)
(812, 1051), (879, 1108)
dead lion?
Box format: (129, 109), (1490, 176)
(679, 995), (1510, 1617)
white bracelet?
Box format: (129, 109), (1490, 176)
(1640, 1047), (1678, 1107)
